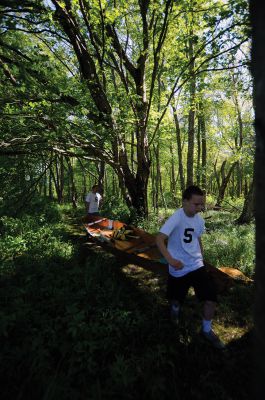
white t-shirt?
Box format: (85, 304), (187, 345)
(159, 208), (205, 277)
(85, 192), (102, 213)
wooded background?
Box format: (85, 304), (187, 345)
(0, 0), (252, 219)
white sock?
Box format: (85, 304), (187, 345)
(202, 319), (212, 333)
(171, 303), (180, 314)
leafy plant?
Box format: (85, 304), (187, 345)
(203, 212), (254, 275)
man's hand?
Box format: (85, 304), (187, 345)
(168, 258), (184, 270)
(156, 233), (184, 270)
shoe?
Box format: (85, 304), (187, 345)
(170, 304), (180, 324)
(201, 329), (225, 350)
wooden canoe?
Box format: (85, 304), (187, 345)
(83, 215), (253, 294)
(83, 215), (165, 272)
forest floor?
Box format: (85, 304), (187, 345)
(1, 212), (255, 400)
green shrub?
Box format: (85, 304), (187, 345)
(203, 216), (254, 276)
(0, 212), (73, 274)
(100, 195), (131, 222)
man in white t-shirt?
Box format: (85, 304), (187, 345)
(156, 185), (225, 350)
(85, 185), (102, 215)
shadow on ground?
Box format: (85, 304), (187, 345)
(0, 230), (254, 400)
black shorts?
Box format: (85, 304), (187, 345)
(167, 266), (217, 304)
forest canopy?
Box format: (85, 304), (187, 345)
(0, 0), (252, 218)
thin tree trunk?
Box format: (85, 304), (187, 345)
(65, 157), (78, 208)
(49, 167), (53, 199)
(214, 159), (223, 192)
(172, 105), (185, 192)
(186, 33), (196, 187)
(97, 160), (105, 194)
(169, 143), (176, 195)
(150, 152), (157, 213)
(232, 74), (244, 149)
(196, 112), (201, 186)
(154, 144), (166, 210)
(200, 103), (207, 191)
(236, 162), (242, 197)
(236, 180), (254, 224)
(54, 154), (64, 204)
(215, 161), (238, 208)
(43, 167), (47, 197)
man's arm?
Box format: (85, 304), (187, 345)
(85, 201), (90, 213)
(156, 232), (183, 270)
(98, 194), (103, 209)
(85, 193), (91, 213)
(198, 237), (203, 255)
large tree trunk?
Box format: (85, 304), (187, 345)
(250, 2), (265, 398)
(115, 152), (150, 218)
(52, 0), (151, 218)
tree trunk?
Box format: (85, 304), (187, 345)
(151, 153), (157, 212)
(97, 160), (105, 189)
(49, 168), (53, 199)
(232, 74), (244, 150)
(236, 162), (242, 197)
(65, 157), (78, 208)
(172, 106), (185, 192)
(52, 0), (151, 218)
(54, 154), (64, 204)
(214, 159), (221, 192)
(186, 33), (196, 187)
(153, 144), (166, 210)
(186, 85), (196, 186)
(196, 113), (201, 187)
(236, 180), (254, 224)
(169, 143), (176, 195)
(215, 161), (238, 208)
(43, 168), (47, 197)
(200, 102), (207, 191)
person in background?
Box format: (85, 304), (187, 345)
(85, 184), (102, 216)
(156, 185), (225, 350)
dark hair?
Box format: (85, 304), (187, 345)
(92, 185), (98, 189)
(182, 185), (204, 200)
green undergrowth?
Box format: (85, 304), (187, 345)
(202, 211), (255, 276)
(0, 205), (254, 399)
(1, 248), (254, 400)
(0, 211), (73, 275)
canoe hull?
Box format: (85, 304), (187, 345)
(82, 215), (252, 294)
(83, 215), (166, 274)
